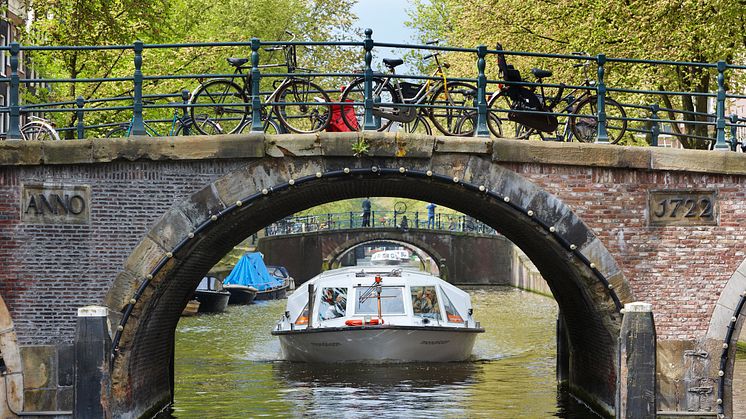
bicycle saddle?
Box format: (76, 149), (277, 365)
(227, 57), (249, 67)
(383, 58), (404, 68)
(531, 68), (552, 79)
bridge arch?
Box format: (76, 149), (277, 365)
(327, 236), (444, 275)
(706, 257), (746, 417)
(104, 156), (633, 417)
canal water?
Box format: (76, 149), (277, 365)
(170, 286), (602, 418)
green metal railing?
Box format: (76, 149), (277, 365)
(1, 29), (744, 151)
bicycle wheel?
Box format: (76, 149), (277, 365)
(570, 96), (627, 144)
(385, 114), (432, 135)
(454, 111), (502, 136)
(428, 81), (477, 136)
(274, 79), (331, 134)
(21, 121), (60, 141)
(190, 79), (248, 135)
(238, 117), (283, 134)
(105, 124), (131, 138)
(175, 116), (222, 136)
(486, 91), (532, 139)
(339, 77), (397, 131)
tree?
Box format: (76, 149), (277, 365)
(406, 0), (746, 148)
(24, 0), (360, 137)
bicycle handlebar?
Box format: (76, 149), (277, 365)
(426, 39), (440, 45)
(265, 47), (283, 52)
(423, 52), (439, 60)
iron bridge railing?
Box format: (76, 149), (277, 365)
(0, 29), (744, 151)
(264, 211), (496, 236)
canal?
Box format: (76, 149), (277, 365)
(169, 287), (602, 418)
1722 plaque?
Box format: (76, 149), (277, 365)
(648, 190), (717, 226)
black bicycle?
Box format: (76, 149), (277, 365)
(189, 31), (331, 135)
(486, 45), (627, 143)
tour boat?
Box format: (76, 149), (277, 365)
(272, 267), (484, 362)
(370, 250), (401, 265)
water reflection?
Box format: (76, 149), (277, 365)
(167, 287), (601, 418)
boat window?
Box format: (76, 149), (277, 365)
(355, 287), (405, 315)
(440, 287), (464, 323)
(411, 286), (441, 320)
(319, 287), (347, 321)
(295, 303), (309, 325)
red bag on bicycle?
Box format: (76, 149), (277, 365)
(327, 100), (359, 132)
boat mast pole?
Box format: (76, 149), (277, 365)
(375, 275), (382, 322)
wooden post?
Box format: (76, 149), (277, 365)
(74, 306), (111, 418)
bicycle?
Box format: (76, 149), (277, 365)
(20, 116), (61, 141)
(486, 46), (627, 143)
(106, 91), (221, 138)
(339, 40), (476, 136)
(189, 31), (331, 135)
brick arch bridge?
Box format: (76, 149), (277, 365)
(0, 133), (744, 418)
(257, 228), (515, 285)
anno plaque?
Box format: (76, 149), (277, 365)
(21, 183), (91, 224)
(648, 189), (717, 226)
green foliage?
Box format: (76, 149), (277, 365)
(406, 0), (746, 149)
(351, 137), (369, 156)
(24, 0), (361, 138)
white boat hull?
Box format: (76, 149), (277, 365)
(274, 326), (481, 362)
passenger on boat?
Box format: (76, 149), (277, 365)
(413, 289), (433, 313)
(321, 288), (347, 320)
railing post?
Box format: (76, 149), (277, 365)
(372, 210), (375, 228)
(474, 45), (490, 137)
(7, 42), (21, 140)
(415, 211), (419, 228)
(349, 211), (353, 228)
(649, 104), (659, 147)
(76, 96), (85, 139)
(250, 37), (264, 132)
(131, 40), (146, 136)
(729, 113), (738, 152)
(179, 90), (191, 135)
(595, 54), (609, 143)
(714, 61), (729, 150)
(362, 28), (376, 131)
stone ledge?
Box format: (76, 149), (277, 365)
(0, 133), (743, 176)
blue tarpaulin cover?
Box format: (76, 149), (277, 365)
(223, 253), (283, 291)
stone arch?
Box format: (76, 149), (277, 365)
(706, 258), (746, 417)
(104, 156), (633, 417)
(331, 238), (441, 276)
(0, 294), (24, 416)
(326, 233), (447, 275)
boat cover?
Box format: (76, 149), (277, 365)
(223, 253), (283, 291)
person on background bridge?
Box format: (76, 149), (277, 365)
(362, 198), (371, 227)
(427, 203), (436, 229)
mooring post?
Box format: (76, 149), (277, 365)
(728, 113), (738, 152)
(616, 302), (656, 419)
(74, 306), (111, 418)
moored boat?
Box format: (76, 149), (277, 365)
(224, 252), (286, 303)
(194, 276), (231, 313)
(272, 267), (484, 362)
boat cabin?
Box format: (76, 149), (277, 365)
(282, 267), (476, 329)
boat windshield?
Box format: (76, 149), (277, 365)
(355, 286), (405, 315)
(319, 287), (347, 321)
(440, 286), (464, 323)
(410, 285), (441, 320)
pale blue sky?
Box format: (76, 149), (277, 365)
(351, 0), (422, 73)
(351, 0), (418, 44)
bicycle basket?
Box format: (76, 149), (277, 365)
(399, 81), (422, 100)
(506, 86), (558, 133)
